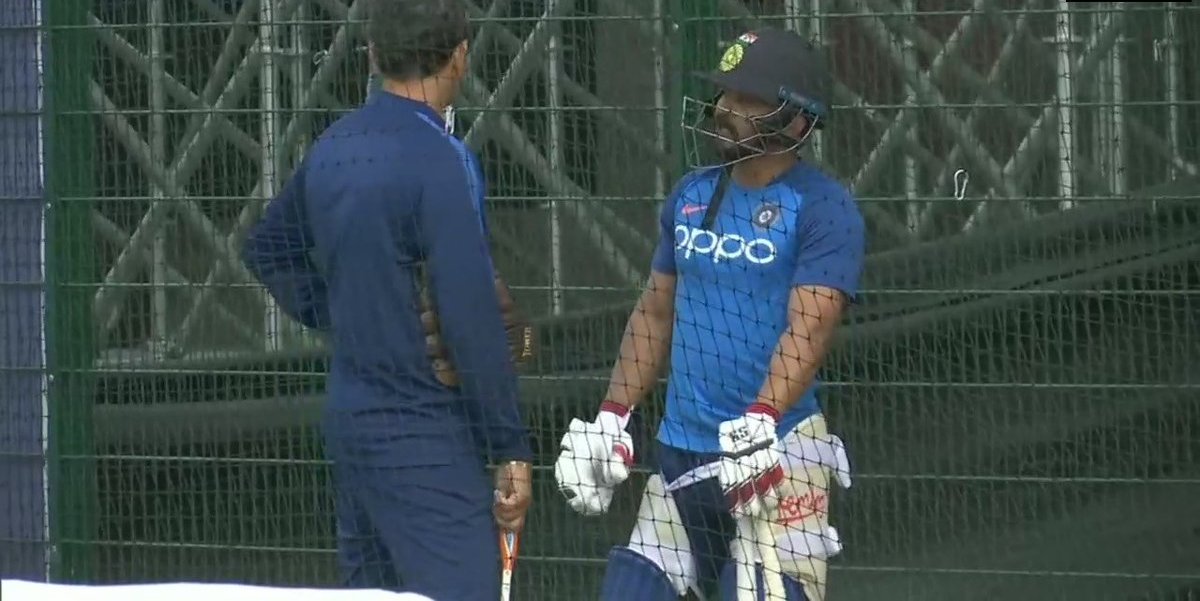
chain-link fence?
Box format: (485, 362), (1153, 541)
(4, 0), (1200, 599)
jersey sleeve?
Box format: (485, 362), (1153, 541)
(463, 143), (489, 235)
(417, 146), (532, 463)
(452, 139), (495, 273)
(241, 158), (330, 330)
(791, 186), (866, 300)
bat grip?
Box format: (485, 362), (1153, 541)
(500, 530), (519, 567)
(500, 530), (519, 601)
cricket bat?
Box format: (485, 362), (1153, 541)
(723, 439), (786, 601)
(500, 529), (520, 601)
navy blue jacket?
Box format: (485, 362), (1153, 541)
(242, 91), (532, 464)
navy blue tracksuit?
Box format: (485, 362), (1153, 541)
(242, 91), (532, 600)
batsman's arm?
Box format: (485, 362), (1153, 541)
(418, 151), (533, 463)
(755, 188), (866, 415)
(602, 271), (676, 414)
(754, 286), (847, 415)
(600, 183), (685, 414)
(241, 159), (331, 331)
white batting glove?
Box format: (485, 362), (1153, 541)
(718, 404), (785, 518)
(554, 402), (634, 516)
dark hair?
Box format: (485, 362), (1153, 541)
(366, 0), (470, 81)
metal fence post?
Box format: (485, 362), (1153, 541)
(44, 0), (98, 582)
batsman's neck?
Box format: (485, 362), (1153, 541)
(731, 152), (800, 189)
(380, 76), (455, 117)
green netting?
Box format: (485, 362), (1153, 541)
(25, 0), (1200, 600)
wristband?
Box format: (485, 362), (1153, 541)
(746, 402), (781, 422)
(598, 401), (634, 466)
(599, 401), (632, 431)
(599, 401), (630, 417)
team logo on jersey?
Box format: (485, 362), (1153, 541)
(753, 203), (782, 229)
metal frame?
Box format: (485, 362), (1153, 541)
(81, 0), (1193, 363)
(547, 2), (566, 316)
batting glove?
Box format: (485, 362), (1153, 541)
(718, 403), (785, 518)
(554, 402), (634, 516)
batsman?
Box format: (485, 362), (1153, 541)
(554, 28), (863, 601)
(241, 1), (535, 599)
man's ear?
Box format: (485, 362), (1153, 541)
(784, 112), (810, 139)
(450, 40), (469, 79)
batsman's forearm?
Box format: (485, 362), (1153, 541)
(755, 326), (827, 414)
(756, 286), (846, 414)
(603, 303), (673, 412)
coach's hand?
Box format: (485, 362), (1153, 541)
(553, 402), (634, 516)
(494, 460), (533, 533)
(718, 404), (785, 518)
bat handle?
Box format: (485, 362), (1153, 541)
(500, 577), (513, 601)
(500, 529), (520, 601)
(720, 438), (776, 459)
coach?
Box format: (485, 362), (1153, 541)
(241, 1), (534, 599)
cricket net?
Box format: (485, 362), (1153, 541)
(3, 1), (1200, 600)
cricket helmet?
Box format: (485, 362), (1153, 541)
(682, 27), (832, 168)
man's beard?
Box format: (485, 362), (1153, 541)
(711, 115), (801, 162)
(711, 122), (764, 162)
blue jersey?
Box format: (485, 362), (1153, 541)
(241, 91), (531, 464)
(651, 162), (865, 453)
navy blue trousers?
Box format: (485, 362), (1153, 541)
(329, 442), (498, 600)
(657, 443), (738, 598)
(656, 443), (809, 601)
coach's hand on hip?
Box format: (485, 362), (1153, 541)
(718, 404), (786, 517)
(494, 460), (533, 532)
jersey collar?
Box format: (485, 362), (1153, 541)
(726, 160), (810, 193)
(368, 89), (447, 130)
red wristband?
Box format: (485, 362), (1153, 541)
(600, 401), (630, 417)
(746, 402), (781, 421)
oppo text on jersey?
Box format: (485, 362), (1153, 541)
(674, 224), (778, 265)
